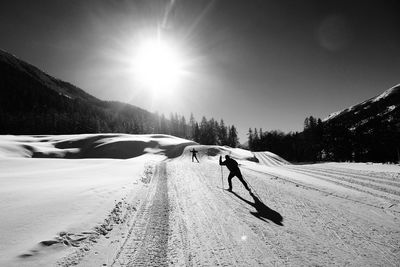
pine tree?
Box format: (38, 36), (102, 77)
(228, 125), (239, 148)
(189, 113), (196, 139)
(304, 117), (310, 130)
(193, 122), (200, 143)
(218, 119), (228, 145)
(179, 115), (187, 138)
(253, 128), (259, 150)
(247, 128), (253, 150)
(160, 114), (168, 134)
(199, 116), (208, 144)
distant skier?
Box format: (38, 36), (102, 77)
(219, 155), (251, 192)
(190, 148), (199, 163)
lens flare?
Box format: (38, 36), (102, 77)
(133, 39), (183, 94)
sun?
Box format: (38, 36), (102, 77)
(133, 39), (184, 93)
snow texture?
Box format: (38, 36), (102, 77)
(371, 84), (400, 103)
(0, 134), (399, 266)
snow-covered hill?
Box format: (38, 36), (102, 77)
(0, 134), (196, 159)
(323, 84), (400, 130)
(0, 134), (290, 167)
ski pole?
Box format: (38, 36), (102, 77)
(221, 165), (224, 189)
(220, 154), (224, 189)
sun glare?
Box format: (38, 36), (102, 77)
(133, 39), (183, 93)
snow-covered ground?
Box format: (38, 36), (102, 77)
(0, 134), (193, 266)
(0, 134), (399, 266)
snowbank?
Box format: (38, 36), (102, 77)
(252, 151), (291, 166)
(0, 134), (196, 159)
(181, 145), (257, 162)
(0, 134), (195, 266)
(180, 145), (291, 167)
(308, 162), (400, 173)
(0, 134), (289, 167)
(0, 155), (164, 266)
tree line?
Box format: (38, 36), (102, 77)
(248, 116), (399, 163)
(0, 76), (239, 147)
(190, 116), (239, 147)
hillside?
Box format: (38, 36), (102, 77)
(0, 50), (99, 102)
(322, 84), (400, 162)
(0, 49), (242, 147)
(324, 84), (400, 130)
(0, 49), (161, 135)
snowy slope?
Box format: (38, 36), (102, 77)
(323, 84), (400, 129)
(0, 156), (155, 266)
(0, 134), (196, 159)
(92, 157), (399, 266)
(0, 134), (194, 266)
(180, 145), (290, 167)
(253, 151), (291, 166)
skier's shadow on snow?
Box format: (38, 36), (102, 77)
(229, 191), (283, 226)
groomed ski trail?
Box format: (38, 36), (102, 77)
(77, 160), (399, 266)
(112, 162), (169, 266)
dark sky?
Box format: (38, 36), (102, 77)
(1, 0), (399, 141)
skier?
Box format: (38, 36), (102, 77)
(190, 148), (199, 163)
(219, 155), (251, 192)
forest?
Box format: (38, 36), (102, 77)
(247, 116), (399, 163)
(1, 82), (397, 163)
(0, 56), (239, 148)
(0, 82), (238, 148)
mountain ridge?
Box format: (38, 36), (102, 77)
(322, 84), (400, 134)
(0, 49), (162, 135)
(323, 84), (400, 123)
(0, 49), (103, 103)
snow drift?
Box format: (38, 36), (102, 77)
(0, 134), (197, 266)
(0, 134), (291, 167)
(0, 134), (196, 159)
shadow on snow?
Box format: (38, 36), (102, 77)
(229, 191), (283, 226)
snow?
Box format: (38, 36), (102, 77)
(309, 162), (400, 173)
(252, 151), (291, 166)
(0, 134), (195, 159)
(375, 104), (397, 118)
(322, 109), (344, 121)
(0, 134), (399, 266)
(371, 84), (400, 103)
(0, 134), (192, 266)
(179, 145), (290, 167)
(387, 105), (396, 111)
(0, 156), (157, 266)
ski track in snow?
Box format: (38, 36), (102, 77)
(67, 159), (400, 266)
(112, 162), (169, 267)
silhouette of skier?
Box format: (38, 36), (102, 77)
(219, 155), (251, 192)
(190, 148), (199, 163)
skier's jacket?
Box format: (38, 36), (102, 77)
(219, 156), (240, 173)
